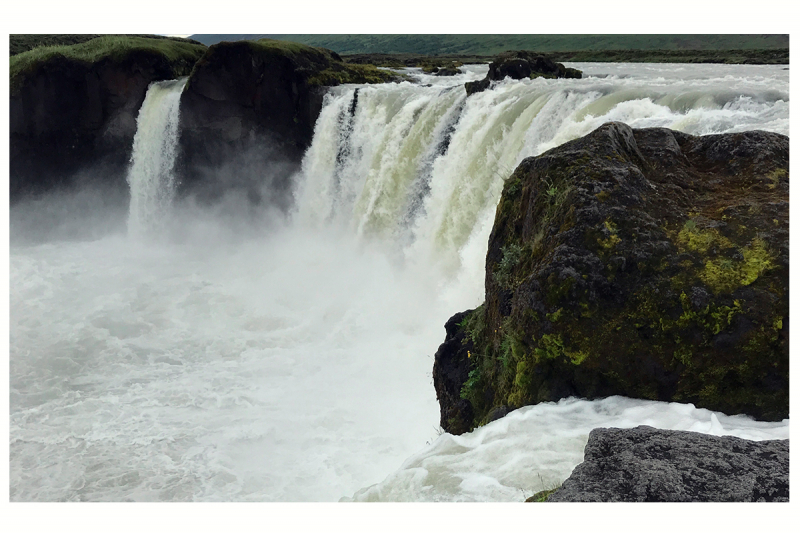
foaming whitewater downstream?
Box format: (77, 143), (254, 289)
(10, 63), (789, 501)
(126, 78), (186, 239)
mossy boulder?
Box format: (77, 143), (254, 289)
(433, 123), (788, 434)
(465, 50), (581, 95)
(177, 39), (399, 206)
(10, 36), (206, 200)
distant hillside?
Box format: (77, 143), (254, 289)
(189, 34), (789, 55)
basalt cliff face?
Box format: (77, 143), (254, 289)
(434, 123), (789, 435)
(10, 37), (396, 206)
(10, 44), (204, 201)
(176, 39), (399, 206)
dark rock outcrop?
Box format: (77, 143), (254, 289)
(464, 78), (491, 96)
(176, 39), (399, 207)
(10, 40), (205, 201)
(434, 67), (461, 76)
(432, 310), (476, 436)
(547, 426), (789, 502)
(465, 50), (582, 95)
(434, 123), (789, 434)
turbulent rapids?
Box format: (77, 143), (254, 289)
(9, 63), (790, 501)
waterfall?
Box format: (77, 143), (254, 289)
(126, 78), (187, 238)
(10, 62), (789, 503)
(293, 68), (789, 276)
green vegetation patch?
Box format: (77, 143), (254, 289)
(250, 39), (400, 85)
(189, 38), (401, 87)
(10, 35), (206, 95)
(10, 34), (204, 56)
(526, 487), (559, 502)
(307, 63), (399, 86)
(251, 38), (332, 61)
(494, 243), (525, 289)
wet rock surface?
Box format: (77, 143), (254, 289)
(434, 123), (789, 434)
(547, 426), (789, 502)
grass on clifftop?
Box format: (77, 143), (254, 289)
(189, 38), (400, 87)
(251, 38), (333, 61)
(10, 34), (205, 56)
(10, 36), (207, 94)
(253, 38), (400, 85)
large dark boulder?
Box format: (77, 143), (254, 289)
(434, 123), (789, 434)
(176, 39), (399, 207)
(9, 37), (205, 201)
(488, 51), (583, 81)
(465, 50), (581, 95)
(546, 426), (789, 502)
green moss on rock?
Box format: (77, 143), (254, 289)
(525, 487), (560, 502)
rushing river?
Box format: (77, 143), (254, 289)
(9, 63), (789, 501)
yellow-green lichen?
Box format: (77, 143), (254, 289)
(673, 344), (693, 367)
(700, 238), (775, 294)
(533, 333), (588, 365)
(508, 360), (533, 407)
(766, 168), (788, 189)
(598, 234), (621, 250)
(676, 220), (733, 254)
(671, 293), (742, 335)
(546, 308), (564, 323)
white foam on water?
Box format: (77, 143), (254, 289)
(10, 224), (453, 501)
(346, 396), (789, 502)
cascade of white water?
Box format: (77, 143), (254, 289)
(293, 65), (789, 279)
(126, 78), (187, 238)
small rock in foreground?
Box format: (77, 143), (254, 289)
(547, 425), (788, 502)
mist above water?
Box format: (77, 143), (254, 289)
(9, 63), (789, 501)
